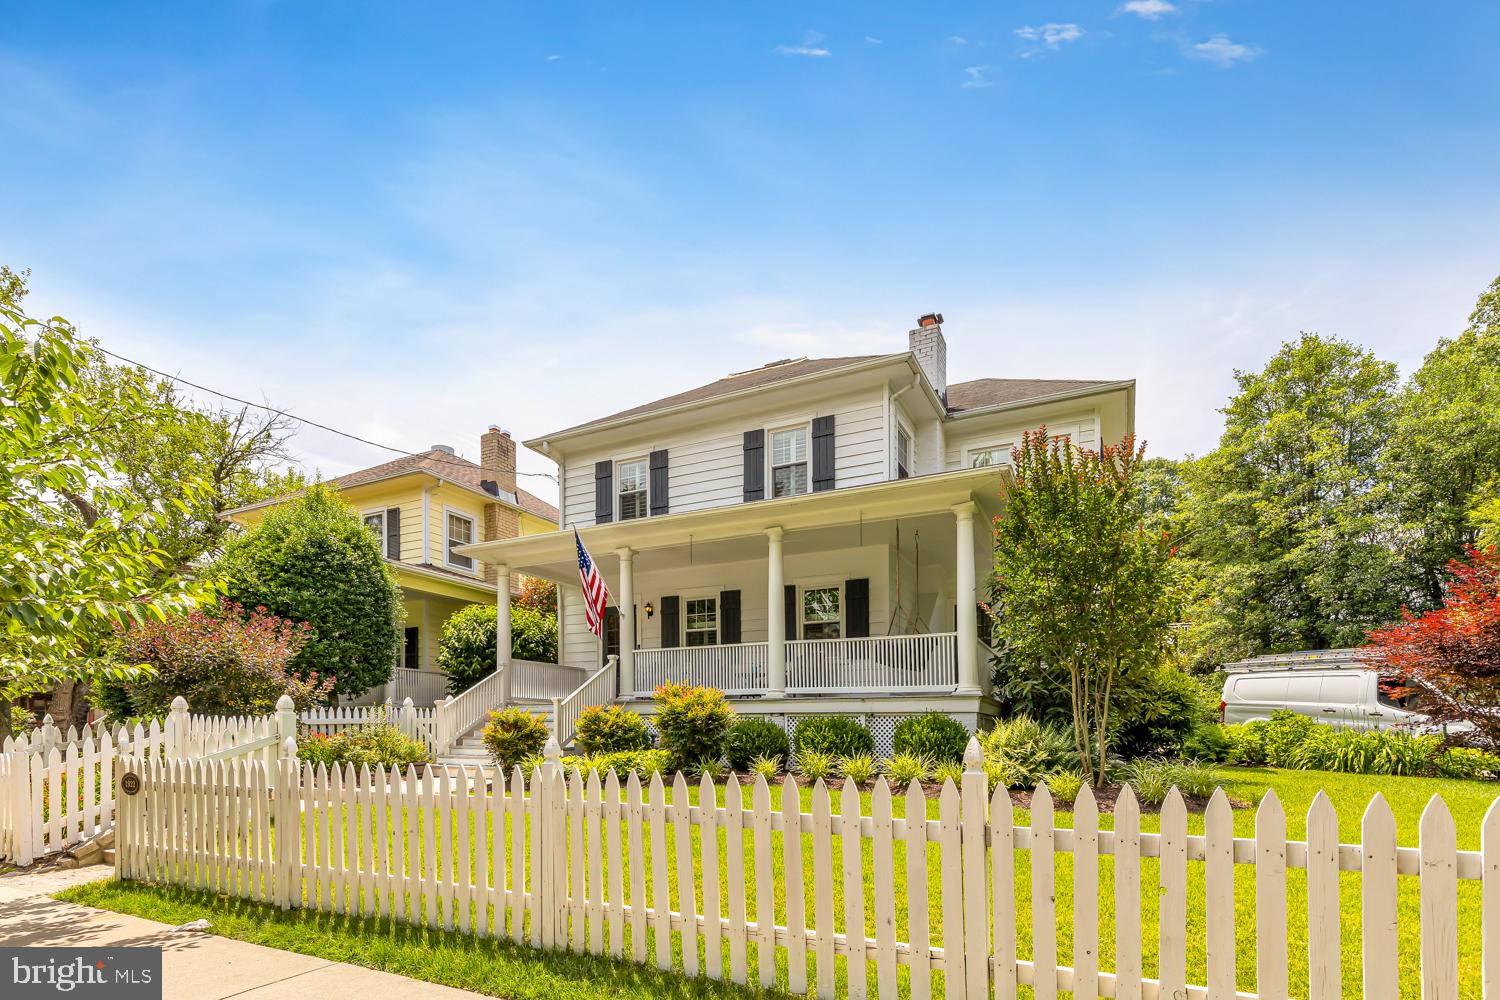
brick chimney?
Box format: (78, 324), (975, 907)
(479, 426), (521, 587)
(480, 426), (517, 498)
(909, 313), (947, 403)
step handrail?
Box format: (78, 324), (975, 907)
(549, 655), (618, 748)
(432, 664), (508, 756)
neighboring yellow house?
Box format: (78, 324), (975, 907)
(224, 426), (558, 704)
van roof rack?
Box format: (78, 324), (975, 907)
(1222, 648), (1372, 674)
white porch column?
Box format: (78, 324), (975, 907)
(953, 502), (982, 695)
(766, 526), (786, 698)
(616, 547), (635, 699)
(496, 564), (513, 705)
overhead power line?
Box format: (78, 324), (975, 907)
(93, 345), (560, 483)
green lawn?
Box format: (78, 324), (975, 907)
(58, 767), (1500, 1000)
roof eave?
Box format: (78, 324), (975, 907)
(943, 379), (1137, 422)
(219, 468), (534, 522)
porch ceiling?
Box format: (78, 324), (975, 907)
(455, 464), (1007, 582)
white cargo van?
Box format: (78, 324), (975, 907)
(1220, 649), (1422, 730)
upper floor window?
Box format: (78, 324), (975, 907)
(363, 510), (388, 552)
(685, 597), (718, 647)
(617, 457), (648, 521)
(446, 511), (475, 571)
(968, 443), (1013, 469)
(770, 426), (809, 498)
(896, 425), (912, 480)
(801, 586), (841, 640)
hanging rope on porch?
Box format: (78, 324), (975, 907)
(887, 524), (932, 636)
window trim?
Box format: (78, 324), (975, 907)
(767, 421), (812, 499)
(443, 506), (479, 574)
(361, 508), (391, 558)
(614, 455), (651, 522)
(963, 439), (1016, 469)
(797, 581), (844, 641)
(682, 592), (720, 648)
(894, 419), (913, 480)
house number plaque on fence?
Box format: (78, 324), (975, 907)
(120, 772), (141, 796)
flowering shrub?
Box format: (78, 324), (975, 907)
(297, 725), (431, 770)
(103, 600), (333, 718)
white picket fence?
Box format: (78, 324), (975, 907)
(1, 697), (295, 866)
(114, 737), (1493, 1000)
(300, 700), (436, 751)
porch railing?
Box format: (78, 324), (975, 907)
(785, 632), (959, 694)
(388, 668), (450, 706)
(632, 642), (769, 697)
(550, 656), (619, 747)
(510, 659), (589, 701)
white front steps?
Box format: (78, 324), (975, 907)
(434, 697), (552, 768)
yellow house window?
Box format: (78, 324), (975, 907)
(446, 511), (475, 570)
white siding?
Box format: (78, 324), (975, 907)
(944, 409), (1099, 471)
(560, 387), (889, 527)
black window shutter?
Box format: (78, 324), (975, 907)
(386, 507), (401, 560)
(649, 450), (669, 516)
(812, 415), (836, 492)
(660, 595), (680, 648)
(720, 590), (741, 644)
(845, 578), (870, 638)
(594, 460), (614, 524)
(784, 584), (797, 639)
(742, 429), (765, 502)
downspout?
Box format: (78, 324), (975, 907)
(890, 371), (921, 473)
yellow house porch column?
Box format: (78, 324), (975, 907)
(496, 563), (513, 705)
(766, 526), (786, 698)
(616, 547), (636, 699)
(953, 502), (982, 695)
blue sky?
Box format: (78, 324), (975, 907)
(4, 2), (1498, 501)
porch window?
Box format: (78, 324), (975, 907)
(685, 597), (718, 646)
(801, 586), (841, 640)
(363, 511), (387, 549)
(896, 425), (912, 479)
(403, 626), (420, 670)
(446, 511), (475, 570)
(617, 457), (648, 521)
(770, 426), (809, 498)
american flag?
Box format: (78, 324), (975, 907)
(575, 529), (610, 637)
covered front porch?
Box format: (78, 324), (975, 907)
(462, 467), (1006, 707)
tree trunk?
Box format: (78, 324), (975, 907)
(0, 695), (11, 741)
(46, 680), (92, 732)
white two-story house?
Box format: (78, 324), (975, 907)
(450, 314), (1134, 754)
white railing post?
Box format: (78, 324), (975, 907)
(551, 697), (562, 740)
(39, 714), (58, 758)
(168, 696), (190, 759)
(275, 694), (297, 754)
(400, 697), (417, 741)
(435, 697), (452, 756)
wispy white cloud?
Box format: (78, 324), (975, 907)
(545, 54), (561, 62)
(1014, 23), (1085, 54)
(961, 65), (994, 89)
(948, 35), (969, 46)
(775, 31), (830, 57)
(1188, 33), (1262, 66)
(1117, 0), (1177, 20)
(864, 36), (883, 46)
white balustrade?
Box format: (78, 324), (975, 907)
(785, 632), (959, 694)
(632, 642), (770, 697)
(550, 656), (619, 747)
(388, 668), (452, 706)
(510, 659), (589, 701)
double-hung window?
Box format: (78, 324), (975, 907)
(801, 586), (841, 640)
(362, 511), (388, 554)
(969, 443), (1012, 469)
(446, 511), (475, 570)
(770, 426), (810, 498)
(617, 457), (648, 521)
(685, 597), (718, 647)
(896, 425), (912, 479)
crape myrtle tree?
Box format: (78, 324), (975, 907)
(0, 294), (211, 738)
(1364, 546), (1500, 746)
(991, 428), (1178, 788)
(214, 484), (403, 698)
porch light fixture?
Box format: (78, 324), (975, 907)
(644, 601), (654, 619)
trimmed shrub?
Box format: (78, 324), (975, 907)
(437, 603), (559, 696)
(574, 704), (650, 755)
(893, 713), (971, 764)
(297, 724), (431, 770)
(481, 707), (550, 768)
(215, 484), (403, 697)
(1220, 710), (1497, 781)
(792, 716), (874, 759)
(726, 718), (791, 771)
(653, 682), (734, 770)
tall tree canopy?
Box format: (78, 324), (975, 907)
(1, 297), (211, 735)
(1181, 333), (1403, 662)
(1384, 275), (1500, 609)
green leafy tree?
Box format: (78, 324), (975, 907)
(1384, 274), (1500, 609)
(1181, 333), (1403, 663)
(992, 429), (1177, 787)
(214, 484), (403, 697)
(1, 298), (211, 738)
(435, 603), (559, 695)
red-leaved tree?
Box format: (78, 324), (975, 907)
(1364, 547), (1500, 744)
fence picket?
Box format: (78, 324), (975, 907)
(1307, 791), (1341, 1000)
(1205, 786), (1235, 1000)
(1159, 786), (1188, 1000)
(872, 778), (898, 1000)
(725, 772), (749, 984)
(587, 769), (605, 955)
(510, 765), (527, 943)
(1483, 798), (1500, 1000)
(1421, 795), (1459, 1000)
(1074, 784), (1100, 1000)
(1031, 782), (1057, 1000)
(753, 773), (777, 989)
(811, 777), (836, 1000)
(939, 776), (967, 1000)
(626, 771), (646, 962)
(1114, 784), (1142, 1000)
(842, 776), (869, 1000)
(905, 780), (932, 1000)
(569, 767), (586, 952)
(672, 771), (697, 974)
(605, 770), (624, 957)
(700, 771), (723, 980)
(783, 773), (808, 995)
(649, 771), (672, 969)
(1256, 789), (1289, 1000)
(991, 781), (1017, 1000)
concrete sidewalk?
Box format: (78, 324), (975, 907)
(0, 867), (482, 999)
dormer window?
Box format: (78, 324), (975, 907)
(770, 426), (809, 498)
(617, 457), (649, 520)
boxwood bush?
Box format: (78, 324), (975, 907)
(653, 682), (734, 770)
(792, 716), (874, 759)
(892, 713), (971, 763)
(726, 718), (791, 770)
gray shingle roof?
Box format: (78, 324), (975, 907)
(325, 449), (558, 522)
(944, 378), (1124, 414)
